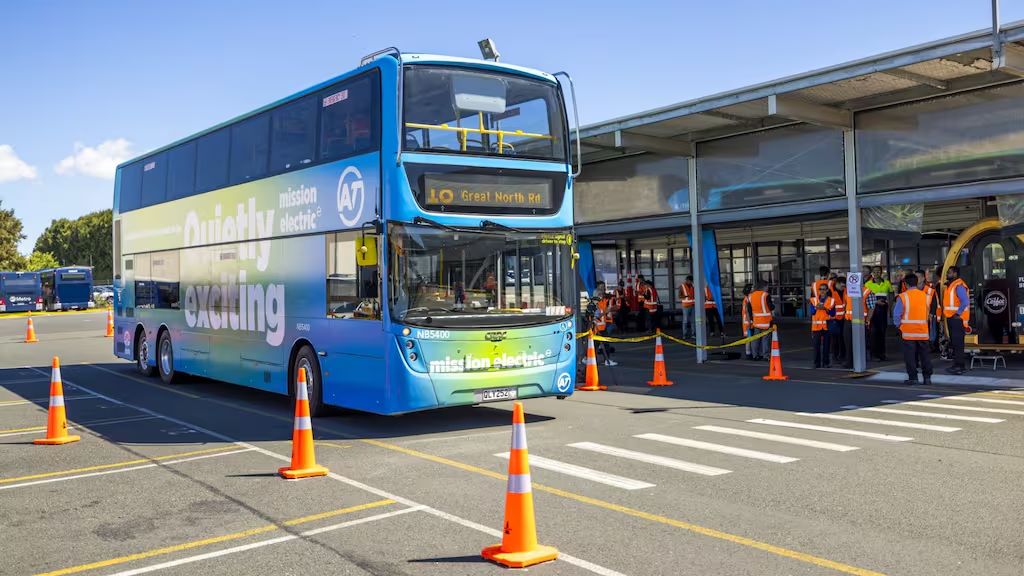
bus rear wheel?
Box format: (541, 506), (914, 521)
(158, 330), (177, 385)
(293, 346), (325, 417)
(135, 330), (155, 377)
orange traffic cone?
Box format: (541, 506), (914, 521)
(763, 329), (789, 381)
(482, 402), (558, 568)
(25, 312), (38, 343)
(576, 334), (606, 391)
(34, 357), (80, 445)
(104, 308), (114, 338)
(647, 331), (673, 386)
(278, 368), (328, 479)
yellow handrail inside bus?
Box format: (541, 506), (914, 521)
(404, 122), (554, 154)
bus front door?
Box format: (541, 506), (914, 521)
(970, 232), (1023, 346)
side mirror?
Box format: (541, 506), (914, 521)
(356, 236), (378, 267)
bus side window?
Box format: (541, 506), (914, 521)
(326, 232), (379, 320)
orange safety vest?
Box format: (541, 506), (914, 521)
(595, 298), (609, 332)
(898, 289), (929, 341)
(833, 290), (846, 319)
(749, 290), (772, 329)
(640, 285), (658, 312)
(741, 295), (751, 332)
(704, 285), (716, 309)
(923, 283), (935, 310)
(943, 278), (970, 328)
(843, 286), (872, 321)
(679, 283), (695, 308)
(811, 296), (835, 332)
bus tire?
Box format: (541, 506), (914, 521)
(135, 328), (155, 377)
(293, 346), (325, 417)
(157, 330), (177, 385)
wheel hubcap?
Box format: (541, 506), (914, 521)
(297, 359), (314, 399)
(138, 340), (148, 369)
(160, 339), (172, 375)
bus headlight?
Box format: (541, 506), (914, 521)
(402, 327), (412, 336)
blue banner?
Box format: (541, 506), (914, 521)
(686, 229), (725, 325)
(576, 240), (597, 295)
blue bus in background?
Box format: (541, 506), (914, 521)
(0, 272), (43, 313)
(40, 267), (94, 311)
(113, 48), (580, 415)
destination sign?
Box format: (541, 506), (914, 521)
(423, 173), (552, 211)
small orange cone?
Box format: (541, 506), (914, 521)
(763, 329), (790, 381)
(104, 308), (114, 338)
(576, 334), (606, 391)
(279, 367), (328, 479)
(482, 402), (558, 568)
(25, 312), (38, 343)
(647, 331), (673, 386)
(34, 357), (80, 445)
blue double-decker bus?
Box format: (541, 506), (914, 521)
(113, 49), (579, 415)
(0, 272), (43, 313)
(40, 267), (94, 311)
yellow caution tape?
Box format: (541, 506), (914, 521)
(575, 327), (775, 350)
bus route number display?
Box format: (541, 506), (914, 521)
(423, 173), (552, 211)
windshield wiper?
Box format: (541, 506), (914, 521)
(413, 216), (458, 232)
(480, 220), (522, 233)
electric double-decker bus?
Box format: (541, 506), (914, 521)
(112, 49), (580, 415)
(0, 272), (43, 313)
(40, 267), (93, 311)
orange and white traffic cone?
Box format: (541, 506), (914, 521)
(34, 356), (80, 445)
(104, 308), (114, 338)
(278, 368), (328, 479)
(647, 331), (673, 386)
(763, 329), (789, 381)
(482, 402), (559, 568)
(25, 313), (38, 343)
(576, 334), (606, 391)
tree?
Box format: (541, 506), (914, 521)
(24, 251), (60, 271)
(0, 200), (27, 270)
(34, 209), (113, 282)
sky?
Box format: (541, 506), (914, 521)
(1, 0), (1023, 254)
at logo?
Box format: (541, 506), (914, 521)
(984, 291), (1007, 314)
(556, 372), (572, 393)
(337, 166), (365, 227)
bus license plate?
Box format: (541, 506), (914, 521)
(476, 387), (517, 403)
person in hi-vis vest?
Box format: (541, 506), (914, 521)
(809, 283), (836, 369)
(943, 266), (971, 375)
(893, 273), (932, 385)
(678, 275), (696, 340)
(745, 278), (775, 361)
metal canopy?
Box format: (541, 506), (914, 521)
(577, 21), (1024, 164)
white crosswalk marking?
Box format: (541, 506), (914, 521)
(989, 390), (1024, 396)
(635, 433), (798, 463)
(568, 442), (732, 476)
(693, 425), (859, 452)
(839, 405), (1003, 423)
(747, 419), (914, 441)
(494, 452), (655, 490)
(796, 412), (960, 432)
(918, 394), (1024, 407)
(882, 400), (1024, 416)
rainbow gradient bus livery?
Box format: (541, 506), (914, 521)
(112, 49), (578, 415)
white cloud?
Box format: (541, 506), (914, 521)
(55, 138), (134, 180)
(0, 144), (38, 183)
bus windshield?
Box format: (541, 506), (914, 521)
(403, 66), (566, 161)
(388, 223), (574, 328)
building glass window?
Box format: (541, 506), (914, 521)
(857, 82), (1024, 193)
(697, 124), (845, 210)
(593, 247), (619, 288)
(574, 154), (689, 224)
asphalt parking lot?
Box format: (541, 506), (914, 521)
(2, 312), (1023, 576)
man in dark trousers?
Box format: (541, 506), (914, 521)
(943, 266), (971, 375)
(893, 273), (932, 385)
(809, 283), (836, 368)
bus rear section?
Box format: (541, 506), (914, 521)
(0, 272), (43, 313)
(42, 267), (94, 311)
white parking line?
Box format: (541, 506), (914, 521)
(918, 394), (1024, 406)
(568, 442), (731, 476)
(495, 452), (654, 490)
(839, 405), (1003, 423)
(104, 506), (425, 576)
(747, 419), (913, 442)
(635, 433), (798, 463)
(54, 366), (627, 576)
(795, 412), (960, 432)
(881, 400), (1024, 416)
(692, 425), (859, 452)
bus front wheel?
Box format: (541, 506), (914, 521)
(158, 330), (177, 385)
(293, 346), (325, 417)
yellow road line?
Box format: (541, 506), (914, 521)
(34, 499), (394, 576)
(362, 439), (886, 576)
(316, 441), (352, 450)
(0, 446), (238, 484)
(0, 424), (46, 434)
(85, 364), (201, 399)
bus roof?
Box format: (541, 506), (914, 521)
(116, 52), (557, 170)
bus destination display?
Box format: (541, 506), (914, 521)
(423, 173), (552, 210)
